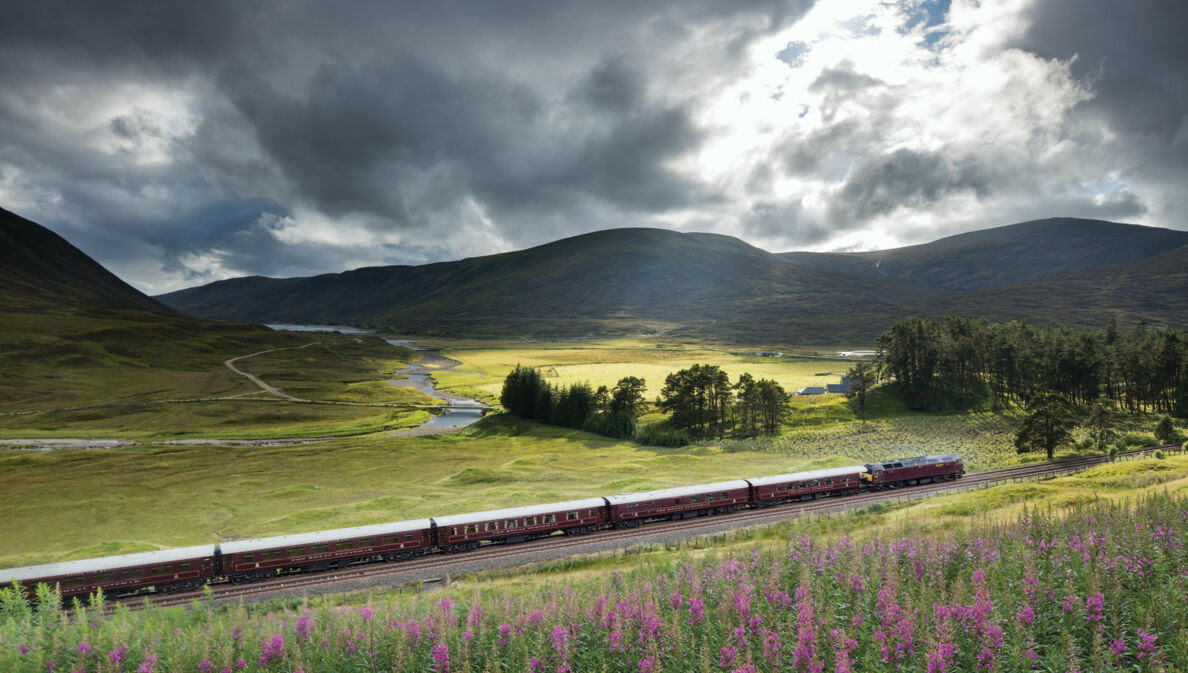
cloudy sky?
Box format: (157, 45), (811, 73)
(2, 0), (1184, 293)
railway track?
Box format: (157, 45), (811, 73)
(112, 445), (1179, 611)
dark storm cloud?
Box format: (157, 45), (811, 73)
(1014, 0), (1188, 141)
(0, 0), (816, 289)
(830, 149), (991, 225)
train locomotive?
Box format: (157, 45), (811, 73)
(2, 454), (962, 601)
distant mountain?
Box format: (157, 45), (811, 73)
(906, 243), (1188, 328)
(158, 227), (941, 340)
(779, 218), (1188, 292)
(158, 219), (1188, 343)
(0, 207), (173, 314)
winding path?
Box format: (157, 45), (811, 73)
(224, 342), (318, 401)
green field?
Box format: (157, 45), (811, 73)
(0, 415), (862, 568)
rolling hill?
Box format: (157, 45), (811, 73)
(159, 217), (1188, 343)
(0, 207), (314, 410)
(778, 217), (1188, 291)
(158, 227), (943, 340)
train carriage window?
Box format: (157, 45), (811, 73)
(690, 495), (700, 503)
(506, 519), (518, 529)
(261, 550), (281, 561)
(178, 561), (192, 571)
(720, 492), (731, 499)
(287, 547), (306, 557)
(543, 514), (556, 523)
(705, 494), (715, 502)
(587, 509), (595, 516)
(642, 501), (654, 507)
(243, 553), (255, 562)
(150, 565), (172, 576)
(121, 568), (142, 580)
(484, 522), (496, 532)
(311, 544), (329, 554)
(405, 533), (416, 542)
(93, 572), (114, 583)
(525, 516), (536, 525)
(61, 577), (84, 589)
(566, 511), (578, 521)
(798, 482), (806, 489)
(824, 478), (833, 485)
(451, 528), (458, 536)
(465, 524), (479, 534)
(811, 480), (819, 487)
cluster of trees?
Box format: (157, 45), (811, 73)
(500, 366), (644, 439)
(877, 317), (1188, 414)
(658, 364), (790, 439)
(1014, 392), (1183, 460)
(500, 363), (794, 444)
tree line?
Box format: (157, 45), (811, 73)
(500, 363), (793, 445)
(876, 316), (1188, 415)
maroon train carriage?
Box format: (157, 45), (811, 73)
(0, 544), (216, 600)
(605, 480), (750, 527)
(747, 465), (867, 506)
(431, 498), (608, 552)
(863, 453), (964, 490)
(219, 519), (432, 581)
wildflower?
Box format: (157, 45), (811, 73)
(467, 601), (483, 627)
(1109, 637), (1126, 658)
(231, 626), (244, 645)
(1138, 629), (1157, 660)
(689, 597), (705, 624)
(76, 642), (92, 656)
(107, 647), (128, 666)
(431, 641), (450, 673)
(1061, 594), (1078, 614)
(295, 614), (314, 644)
(19, 645), (29, 655)
(1016, 604), (1035, 627)
(639, 656), (659, 673)
(1086, 593), (1105, 623)
(258, 634), (285, 666)
(1021, 649), (1038, 664)
(137, 654), (157, 673)
(198, 659), (215, 673)
(719, 645), (737, 667)
(357, 606), (373, 621)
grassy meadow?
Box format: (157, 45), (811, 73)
(3, 455), (1187, 673)
(0, 332), (437, 440)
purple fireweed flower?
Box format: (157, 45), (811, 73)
(107, 647), (128, 665)
(1138, 629), (1157, 660)
(432, 641), (450, 673)
(467, 601), (483, 627)
(668, 591), (682, 611)
(198, 659), (215, 673)
(762, 628), (782, 667)
(639, 656), (659, 673)
(1109, 637), (1126, 658)
(231, 626), (244, 645)
(719, 645), (737, 667)
(19, 645), (29, 655)
(1086, 592), (1105, 623)
(1021, 649), (1038, 664)
(258, 634), (284, 666)
(689, 597), (705, 624)
(76, 642), (92, 656)
(730, 665), (757, 673)
(1062, 594), (1079, 614)
(295, 614), (314, 643)
(137, 654), (157, 673)
(356, 606), (373, 621)
(1016, 604), (1035, 627)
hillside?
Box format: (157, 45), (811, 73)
(907, 243), (1188, 328)
(779, 217), (1188, 291)
(158, 227), (941, 340)
(0, 207), (173, 315)
(0, 207), (317, 410)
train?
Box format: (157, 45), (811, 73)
(1, 453), (963, 601)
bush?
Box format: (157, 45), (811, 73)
(581, 411), (636, 439)
(634, 425), (690, 447)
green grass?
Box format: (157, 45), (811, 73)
(0, 414), (894, 568)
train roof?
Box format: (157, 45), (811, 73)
(432, 498), (608, 527)
(220, 519), (432, 554)
(0, 544), (216, 583)
(746, 465), (867, 487)
(865, 454), (962, 470)
(604, 480), (751, 505)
